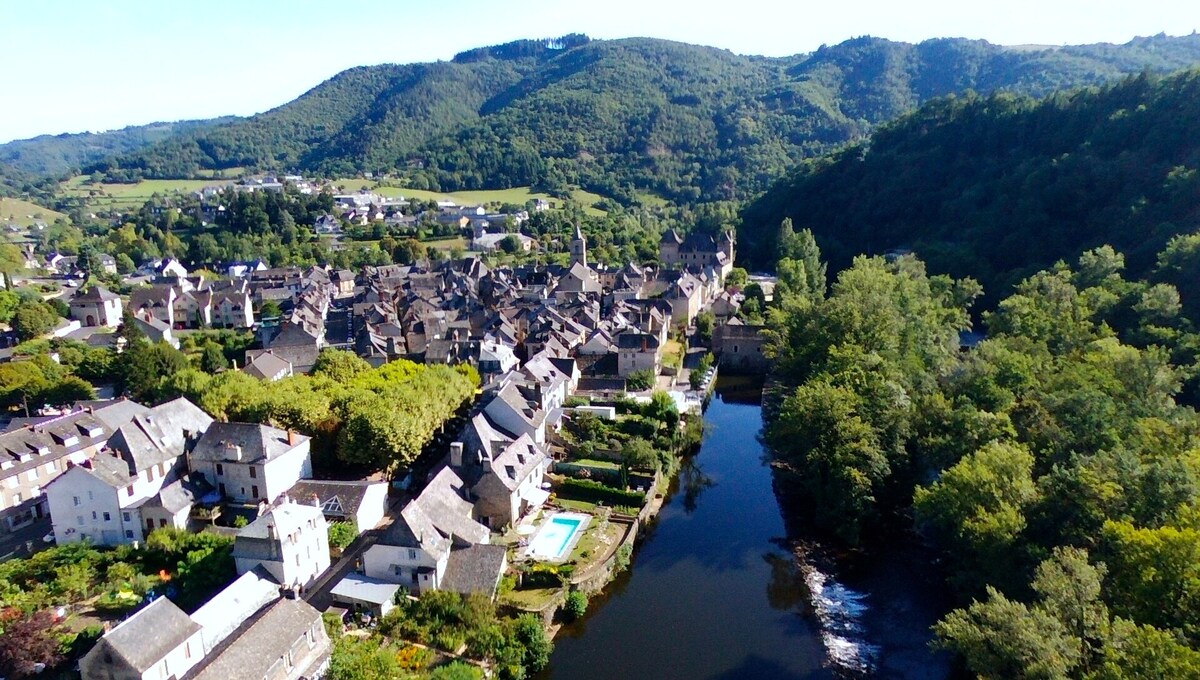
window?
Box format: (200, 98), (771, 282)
(91, 511), (97, 520)
(87, 490), (94, 501)
(103, 512), (111, 522)
(158, 463), (166, 477)
(252, 485), (259, 499)
(26, 469), (37, 482)
(72, 496), (80, 507)
(76, 515), (84, 526)
(408, 549), (417, 560)
(159, 519), (167, 528)
(185, 642), (192, 659)
(44, 462), (55, 474)
(295, 554), (300, 566)
(126, 485), (135, 497)
(125, 530), (133, 539)
(122, 512), (131, 522)
(13, 493), (20, 504)
(249, 467), (257, 479)
(146, 518), (154, 531)
(216, 464), (224, 476)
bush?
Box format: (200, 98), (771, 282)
(625, 369), (655, 391)
(558, 478), (645, 506)
(328, 521), (358, 550)
(563, 590), (588, 621)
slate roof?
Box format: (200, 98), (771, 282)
(144, 473), (215, 513)
(190, 422), (307, 464)
(72, 285), (120, 302)
(237, 501), (324, 541)
(189, 566), (280, 655)
(187, 598), (326, 680)
(90, 597), (200, 673)
(287, 479), (382, 522)
(109, 398), (213, 473)
(441, 544), (508, 597)
(241, 350), (292, 380)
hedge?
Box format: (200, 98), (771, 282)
(557, 478), (645, 506)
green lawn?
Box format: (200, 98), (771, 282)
(500, 586), (560, 610)
(0, 197), (67, 226)
(368, 185), (608, 216)
(572, 457), (621, 470)
(63, 176), (227, 211)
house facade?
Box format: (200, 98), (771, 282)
(189, 423), (312, 505)
(232, 500), (330, 590)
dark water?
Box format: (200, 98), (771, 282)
(540, 377), (952, 680)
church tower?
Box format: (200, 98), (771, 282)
(570, 224), (587, 267)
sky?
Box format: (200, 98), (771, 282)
(1, 0), (1198, 143)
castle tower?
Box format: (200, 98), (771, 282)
(570, 224), (587, 267)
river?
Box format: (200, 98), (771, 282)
(540, 376), (954, 680)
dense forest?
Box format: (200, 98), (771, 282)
(764, 225), (1200, 676)
(70, 33), (1200, 204)
(741, 67), (1200, 303)
(0, 118), (234, 178)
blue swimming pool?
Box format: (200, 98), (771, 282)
(526, 512), (591, 561)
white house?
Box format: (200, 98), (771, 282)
(483, 380), (549, 444)
(362, 467), (493, 595)
(45, 398), (214, 546)
(467, 435), (551, 529)
(232, 500), (330, 591)
(69, 286), (123, 328)
(287, 479), (388, 534)
(188, 423), (312, 505)
(80, 597), (205, 680)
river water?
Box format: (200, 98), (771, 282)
(540, 377), (953, 680)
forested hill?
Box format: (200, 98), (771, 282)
(91, 33), (1200, 204)
(0, 118), (236, 177)
(741, 67), (1200, 300)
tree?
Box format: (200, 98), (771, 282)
(625, 369), (654, 392)
(0, 290), (19, 324)
(312, 348), (371, 383)
(258, 300), (283, 320)
(0, 610), (64, 679)
(199, 344), (229, 373)
(39, 375), (96, 407)
(563, 590), (588, 622)
(1031, 547), (1109, 672)
(509, 615), (552, 676)
(499, 234), (523, 254)
(328, 521), (357, 550)
(11, 300), (59, 341)
(694, 311), (715, 344)
(934, 586), (1080, 680)
(725, 267), (748, 288)
(122, 340), (190, 403)
(914, 441), (1038, 593)
(621, 438), (657, 471)
(690, 352), (714, 390)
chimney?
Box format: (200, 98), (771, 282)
(481, 451), (492, 472)
(288, 430), (299, 447)
(310, 494), (321, 508)
(226, 442), (243, 461)
(450, 442), (463, 468)
(267, 523), (277, 541)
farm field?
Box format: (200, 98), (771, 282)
(62, 175), (229, 210)
(0, 197), (67, 226)
(367, 185), (610, 216)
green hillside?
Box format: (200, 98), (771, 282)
(740, 68), (1200, 303)
(96, 33), (1200, 205)
(0, 118), (235, 177)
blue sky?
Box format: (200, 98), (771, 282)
(1, 0), (1197, 143)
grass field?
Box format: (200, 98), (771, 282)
(62, 176), (229, 211)
(0, 197), (67, 226)
(368, 185), (610, 217)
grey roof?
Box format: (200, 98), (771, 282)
(287, 479), (382, 521)
(241, 350), (292, 380)
(190, 422), (307, 464)
(79, 398), (151, 431)
(441, 544), (508, 597)
(189, 566), (280, 655)
(146, 474), (214, 513)
(72, 285), (120, 302)
(92, 597), (201, 673)
(236, 501), (325, 541)
(110, 398), (213, 473)
(616, 329), (661, 350)
(475, 434), (549, 493)
(187, 598), (325, 680)
(75, 452), (135, 488)
(331, 573), (402, 606)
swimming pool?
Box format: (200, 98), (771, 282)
(525, 512), (591, 562)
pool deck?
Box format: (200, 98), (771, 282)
(522, 511), (592, 563)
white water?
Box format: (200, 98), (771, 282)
(803, 564), (882, 674)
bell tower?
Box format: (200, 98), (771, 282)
(570, 224), (587, 267)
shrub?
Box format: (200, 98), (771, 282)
(558, 478), (645, 506)
(328, 521), (358, 550)
(615, 544), (633, 572)
(563, 590), (588, 621)
(625, 369), (655, 392)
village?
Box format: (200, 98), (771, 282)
(0, 175), (769, 679)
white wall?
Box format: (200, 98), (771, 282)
(354, 484), (388, 533)
(363, 543), (446, 594)
(47, 468), (143, 546)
